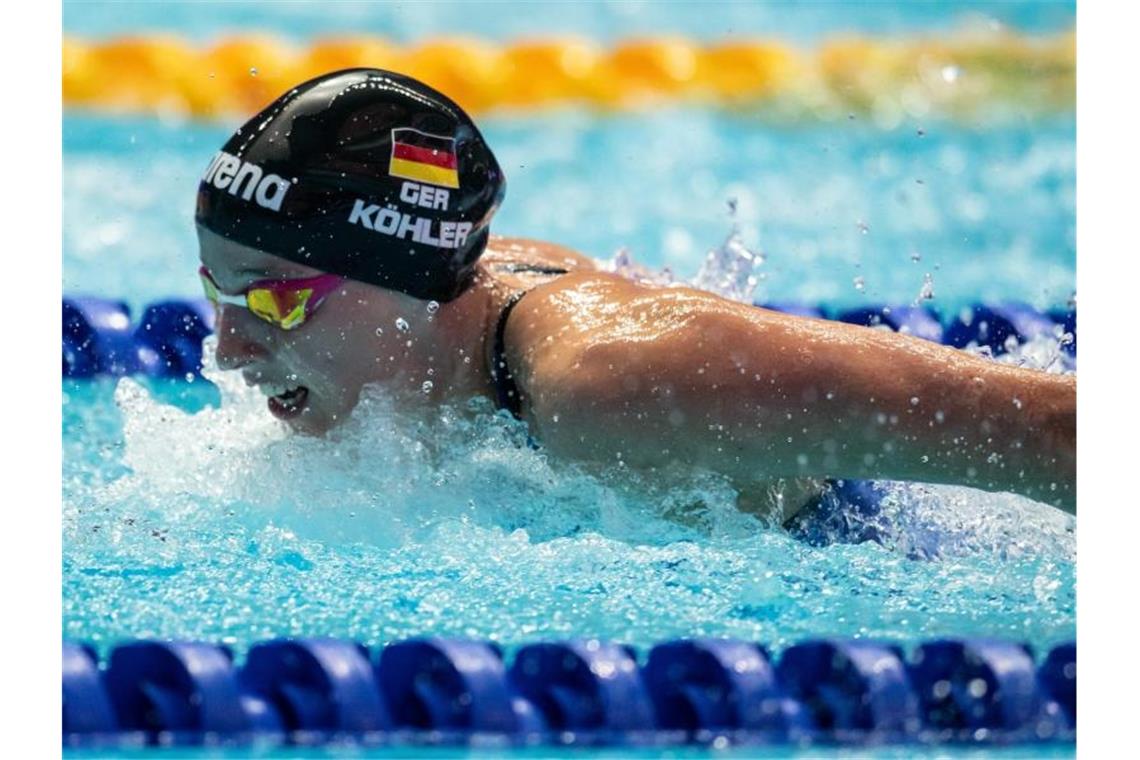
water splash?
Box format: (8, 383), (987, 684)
(690, 217), (766, 303)
(605, 246), (675, 286)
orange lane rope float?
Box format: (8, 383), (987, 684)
(63, 31), (1074, 122)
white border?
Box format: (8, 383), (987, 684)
(1077, 1), (1140, 757)
(3, 0), (62, 753)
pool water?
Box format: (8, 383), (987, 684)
(63, 105), (1076, 650)
(62, 2), (1076, 756)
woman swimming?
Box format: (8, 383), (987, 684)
(196, 69), (1076, 520)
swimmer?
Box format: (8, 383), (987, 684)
(196, 69), (1076, 520)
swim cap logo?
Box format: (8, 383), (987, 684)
(388, 128), (460, 189)
(348, 199), (472, 250)
(201, 151), (291, 212)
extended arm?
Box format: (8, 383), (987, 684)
(510, 276), (1076, 513)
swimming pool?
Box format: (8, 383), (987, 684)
(62, 1), (1076, 756)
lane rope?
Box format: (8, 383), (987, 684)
(63, 636), (1076, 747)
(61, 296), (1076, 380)
(63, 32), (1075, 121)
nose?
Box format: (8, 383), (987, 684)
(212, 306), (271, 371)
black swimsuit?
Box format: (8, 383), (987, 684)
(487, 264), (569, 419)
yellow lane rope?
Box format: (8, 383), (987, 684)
(63, 32), (1074, 121)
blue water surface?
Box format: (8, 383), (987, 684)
(64, 0), (1075, 44)
(64, 111), (1075, 311)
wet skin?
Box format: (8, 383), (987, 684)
(200, 226), (1076, 516)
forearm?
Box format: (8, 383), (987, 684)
(814, 346), (1076, 511)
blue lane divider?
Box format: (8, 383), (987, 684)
(63, 643), (120, 736)
(642, 639), (806, 735)
(63, 637), (1076, 748)
(942, 303), (1060, 352)
(509, 640), (655, 733)
(63, 296), (214, 379)
(103, 641), (253, 743)
(133, 300), (215, 377)
(378, 638), (537, 734)
(241, 638), (391, 736)
(1037, 642), (1076, 730)
(63, 297), (1075, 380)
(776, 640), (917, 736)
(63, 298), (139, 378)
(908, 640), (1050, 737)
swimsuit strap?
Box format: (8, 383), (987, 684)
(490, 291), (528, 418)
(487, 264), (570, 419)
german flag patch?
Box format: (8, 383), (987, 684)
(388, 128), (460, 189)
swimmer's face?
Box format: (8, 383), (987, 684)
(197, 226), (429, 435)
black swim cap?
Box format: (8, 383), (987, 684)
(195, 68), (505, 302)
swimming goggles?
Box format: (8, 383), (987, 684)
(198, 266), (344, 331)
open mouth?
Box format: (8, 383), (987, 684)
(264, 383), (310, 420)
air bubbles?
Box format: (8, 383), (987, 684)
(426, 300), (440, 316)
(395, 317), (410, 333)
(375, 327), (384, 337)
(853, 276), (866, 293)
(941, 65), (961, 84)
(249, 67), (258, 77)
(421, 380), (433, 394)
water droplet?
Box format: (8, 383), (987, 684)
(934, 410), (946, 423)
(426, 300), (440, 315)
(853, 276), (866, 292)
(552, 414), (560, 423)
(375, 327), (384, 336)
(915, 272), (935, 304)
(910, 250), (922, 263)
(920, 454), (930, 463)
(395, 317), (410, 332)
(249, 67), (258, 77)
(910, 396), (920, 406)
(856, 220), (870, 235)
(421, 380), (433, 393)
